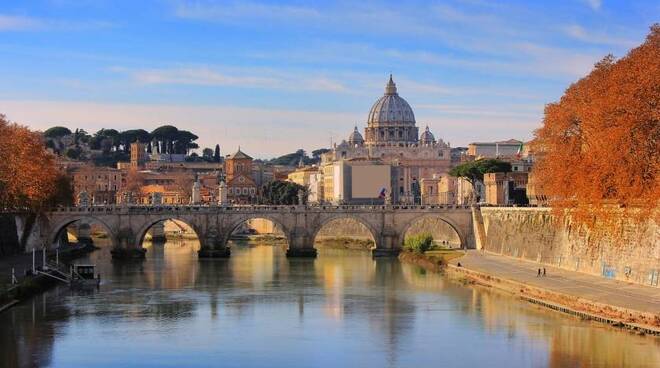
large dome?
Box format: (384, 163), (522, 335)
(367, 75), (416, 127)
(364, 75), (419, 145)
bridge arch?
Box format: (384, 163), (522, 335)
(310, 213), (380, 249)
(224, 214), (292, 248)
(49, 215), (117, 249)
(133, 216), (204, 250)
(398, 214), (466, 249)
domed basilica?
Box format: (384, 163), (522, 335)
(321, 75), (452, 204)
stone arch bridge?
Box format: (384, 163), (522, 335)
(36, 205), (474, 258)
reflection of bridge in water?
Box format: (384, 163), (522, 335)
(35, 205), (474, 259)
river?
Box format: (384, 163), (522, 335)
(1, 239), (658, 368)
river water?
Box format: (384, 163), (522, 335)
(1, 239), (658, 368)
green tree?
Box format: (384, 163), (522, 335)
(43, 126), (72, 138)
(449, 159), (511, 188)
(403, 233), (434, 254)
(46, 174), (74, 207)
(270, 149), (309, 166)
(91, 128), (120, 152)
(214, 144), (221, 162)
(311, 148), (330, 162)
(151, 125), (179, 154)
(120, 129), (151, 152)
(202, 147), (214, 161)
(262, 180), (307, 205)
(174, 130), (199, 154)
(64, 146), (82, 159)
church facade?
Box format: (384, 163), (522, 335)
(320, 75), (452, 204)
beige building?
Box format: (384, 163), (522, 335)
(287, 166), (319, 187)
(321, 162), (335, 204)
(320, 159), (394, 205)
(484, 172), (529, 205)
(72, 166), (125, 205)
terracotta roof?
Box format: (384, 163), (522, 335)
(228, 148), (252, 160)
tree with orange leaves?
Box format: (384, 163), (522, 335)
(0, 114), (60, 210)
(532, 24), (659, 239)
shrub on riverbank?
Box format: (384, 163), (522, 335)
(404, 233), (433, 254)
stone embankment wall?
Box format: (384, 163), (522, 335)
(479, 207), (659, 287)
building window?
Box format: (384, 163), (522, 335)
(249, 188), (256, 195)
(243, 188), (248, 195)
(228, 188), (233, 195)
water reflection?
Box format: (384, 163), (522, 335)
(0, 240), (658, 368)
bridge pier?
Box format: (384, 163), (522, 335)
(76, 222), (94, 246)
(149, 222), (167, 243)
(286, 228), (317, 258)
(286, 248), (318, 257)
(198, 233), (230, 258)
(111, 228), (146, 260)
(111, 247), (147, 260)
(372, 231), (401, 257)
(198, 246), (231, 258)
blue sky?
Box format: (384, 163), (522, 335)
(0, 0), (657, 157)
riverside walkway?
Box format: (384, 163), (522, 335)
(449, 250), (660, 321)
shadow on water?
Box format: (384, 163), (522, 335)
(0, 238), (658, 368)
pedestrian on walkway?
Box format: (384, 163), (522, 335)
(543, 268), (546, 277)
(537, 268), (541, 277)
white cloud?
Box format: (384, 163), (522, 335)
(0, 13), (114, 32)
(512, 42), (601, 78)
(112, 66), (349, 93)
(0, 14), (43, 31)
(416, 103), (542, 119)
(584, 0), (603, 11)
(562, 24), (636, 47)
(174, 1), (320, 22)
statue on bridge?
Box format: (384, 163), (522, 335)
(77, 191), (90, 207)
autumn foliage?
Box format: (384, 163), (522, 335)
(532, 25), (659, 237)
(0, 114), (60, 210)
